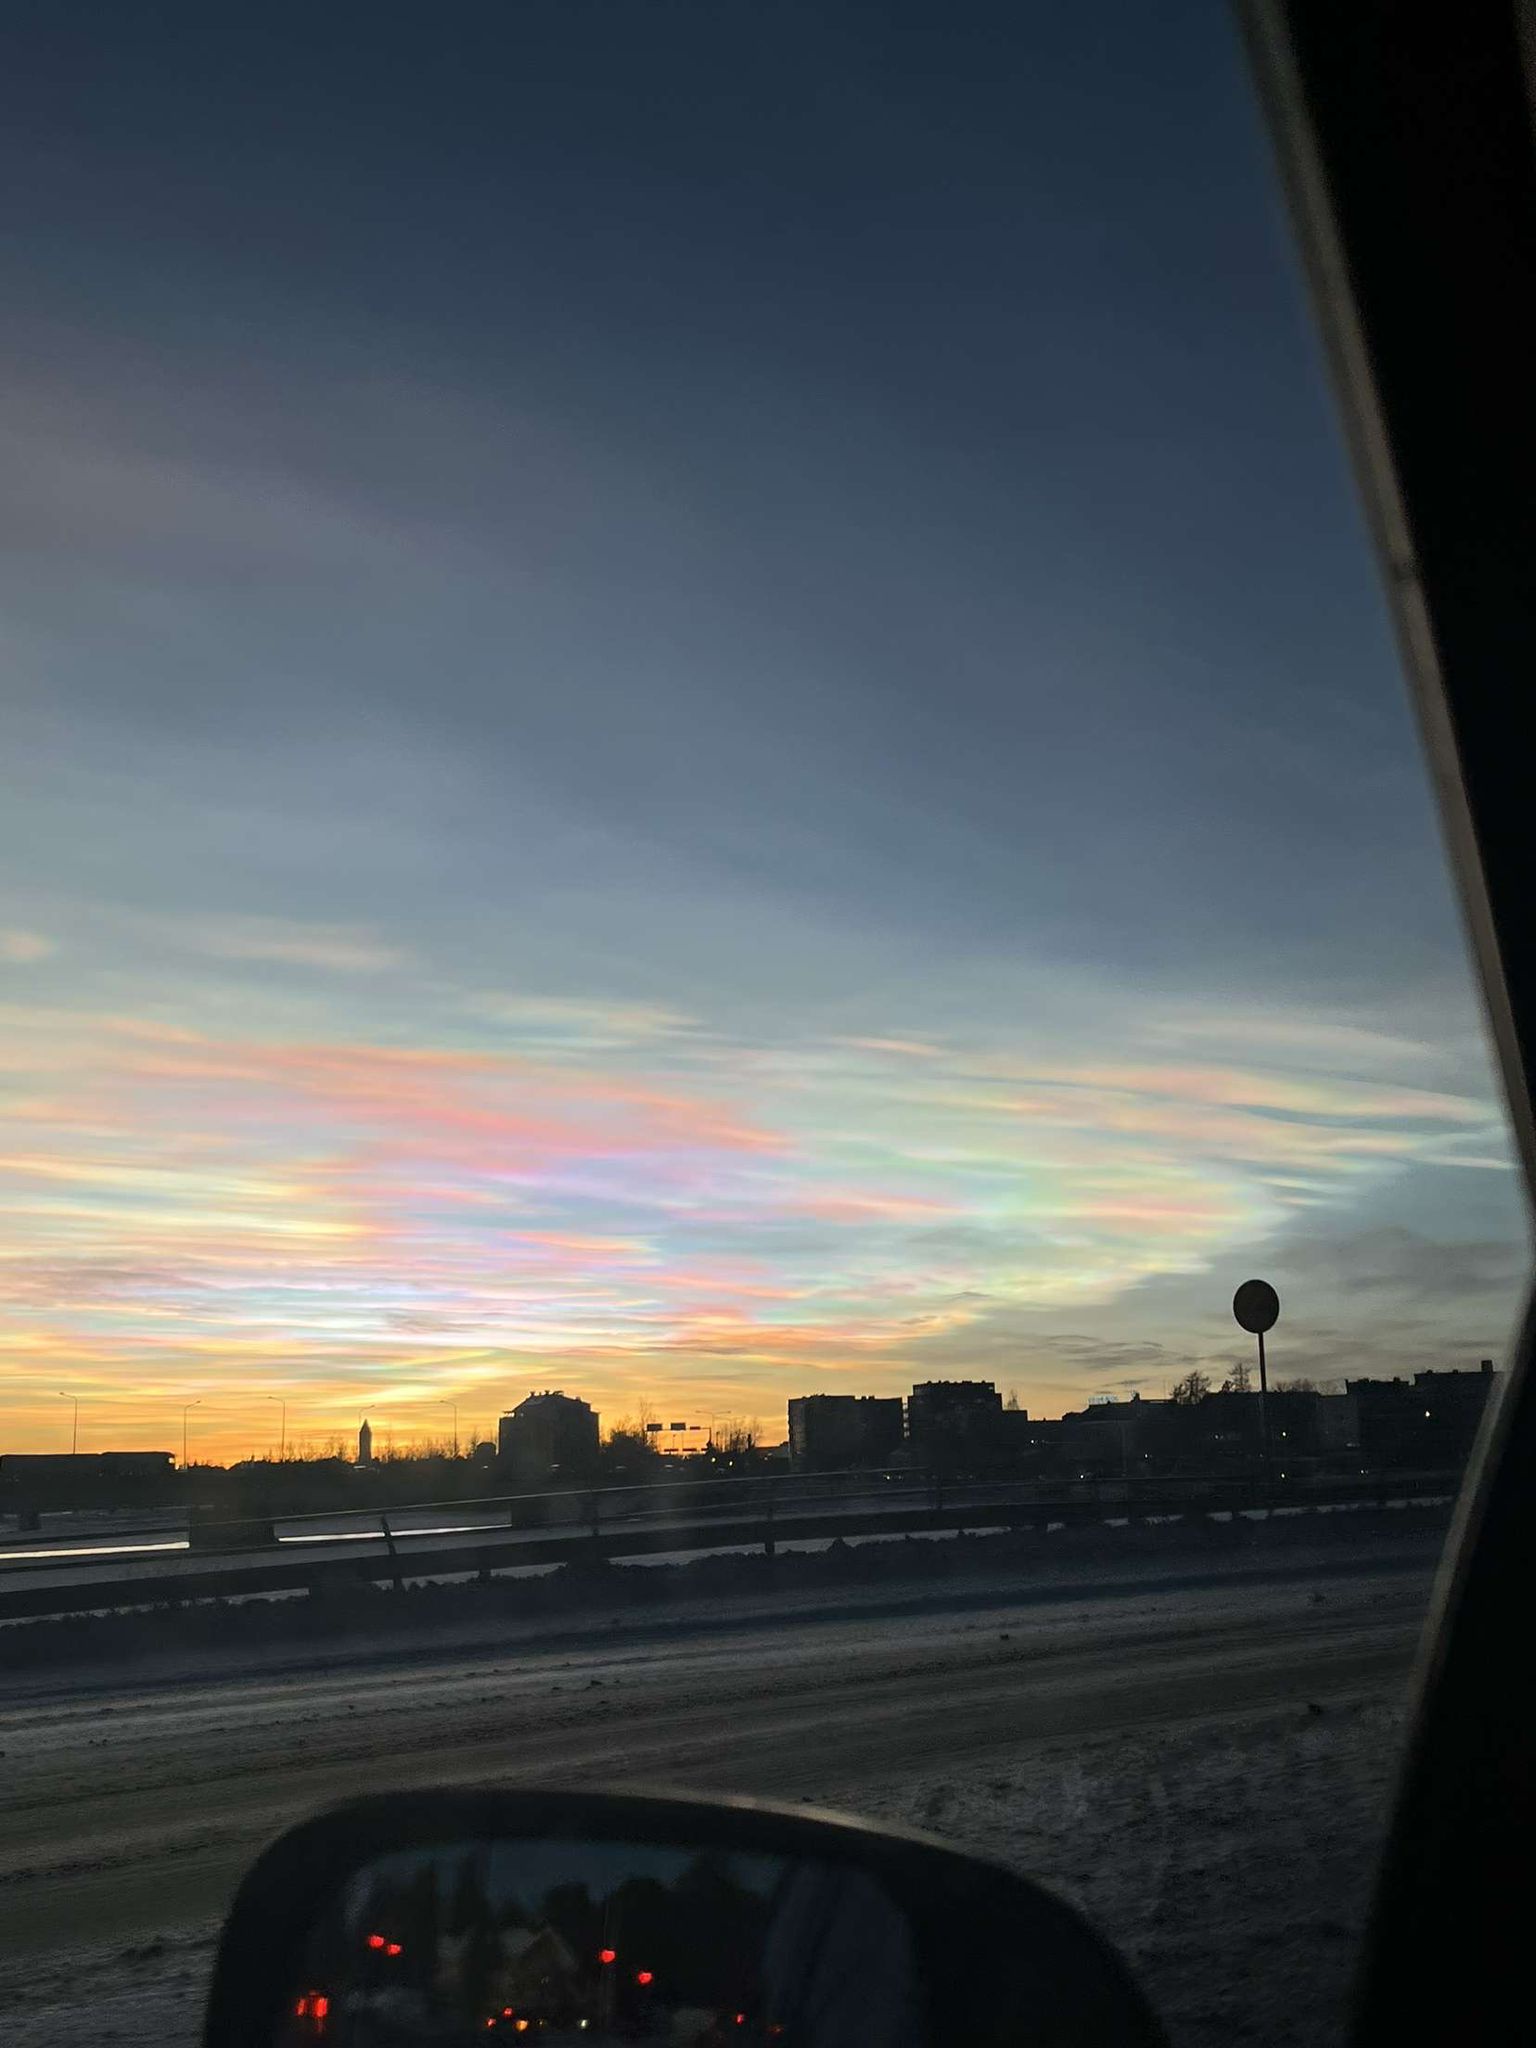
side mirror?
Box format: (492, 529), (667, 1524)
(203, 1787), (1164, 2047)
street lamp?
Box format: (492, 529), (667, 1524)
(182, 1400), (202, 1471)
(57, 1390), (79, 1456)
(435, 1398), (460, 1459)
(266, 1395), (287, 1463)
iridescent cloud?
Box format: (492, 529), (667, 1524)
(0, 970), (1513, 1457)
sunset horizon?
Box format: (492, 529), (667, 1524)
(2, 940), (1520, 1462)
(2, 0), (1527, 1465)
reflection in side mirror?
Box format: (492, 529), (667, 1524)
(203, 1790), (1165, 2048)
(282, 1836), (911, 2046)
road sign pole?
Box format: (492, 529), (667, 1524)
(1233, 1279), (1281, 1495)
(1257, 1326), (1271, 1481)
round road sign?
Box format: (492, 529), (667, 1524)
(1233, 1278), (1280, 1334)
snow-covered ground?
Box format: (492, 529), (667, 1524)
(0, 1534), (1435, 2048)
(840, 1696), (1402, 2047)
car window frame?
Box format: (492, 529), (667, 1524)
(1242, 5), (1536, 2041)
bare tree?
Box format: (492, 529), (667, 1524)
(1275, 1376), (1319, 1395)
(1169, 1369), (1212, 1406)
(605, 1410), (662, 1447)
(378, 1432), (455, 1463)
(603, 1424), (659, 1465)
(1221, 1359), (1253, 1395)
(719, 1416), (759, 1454)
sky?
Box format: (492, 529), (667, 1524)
(0, 0), (1529, 1462)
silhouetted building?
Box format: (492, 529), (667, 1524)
(906, 1381), (1004, 1464)
(1051, 1368), (1496, 1480)
(1346, 1361), (1496, 1468)
(1059, 1393), (1175, 1474)
(787, 1395), (904, 1471)
(1190, 1388), (1335, 1468)
(497, 1390), (600, 1479)
(982, 1407), (1056, 1472)
(1061, 1388), (1345, 1476)
(1315, 1393), (1362, 1454)
(767, 1361), (1497, 1490)
(357, 1417), (374, 1467)
(0, 1451), (174, 1482)
(1417, 1363), (1497, 1440)
(0, 1450), (176, 1511)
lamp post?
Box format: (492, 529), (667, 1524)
(182, 1400), (202, 1470)
(57, 1390), (79, 1455)
(266, 1395), (287, 1463)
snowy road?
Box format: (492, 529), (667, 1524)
(0, 1546), (1434, 2048)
